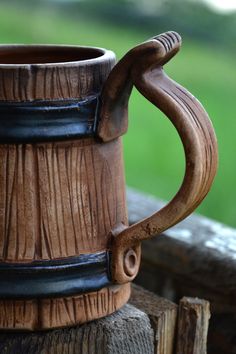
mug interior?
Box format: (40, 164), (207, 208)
(0, 46), (105, 65)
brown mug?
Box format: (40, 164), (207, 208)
(0, 31), (217, 330)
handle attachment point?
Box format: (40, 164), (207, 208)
(123, 248), (139, 276)
(110, 224), (141, 283)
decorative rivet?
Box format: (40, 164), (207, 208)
(123, 248), (138, 277)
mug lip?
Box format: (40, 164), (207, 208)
(0, 44), (116, 68)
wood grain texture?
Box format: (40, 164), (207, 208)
(128, 187), (236, 313)
(0, 138), (127, 262)
(98, 31), (218, 285)
(0, 284), (211, 353)
(0, 283), (130, 330)
(130, 284), (177, 354)
(128, 187), (236, 354)
(0, 34), (217, 333)
(0, 45), (115, 101)
(0, 44), (128, 330)
(176, 297), (210, 354)
(0, 303), (154, 354)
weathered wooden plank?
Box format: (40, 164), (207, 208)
(130, 284), (177, 354)
(127, 187), (236, 354)
(127, 187), (236, 310)
(176, 297), (210, 354)
(0, 280), (211, 354)
(0, 303), (154, 354)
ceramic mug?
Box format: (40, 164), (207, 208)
(0, 31), (217, 330)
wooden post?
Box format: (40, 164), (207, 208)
(176, 297), (211, 354)
(0, 304), (155, 354)
(0, 285), (211, 353)
(130, 284), (177, 354)
(127, 187), (234, 353)
(0, 285), (178, 354)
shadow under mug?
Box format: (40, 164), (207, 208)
(0, 31), (217, 330)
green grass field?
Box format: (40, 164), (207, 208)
(0, 3), (235, 226)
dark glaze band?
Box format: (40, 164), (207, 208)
(0, 96), (99, 143)
(0, 251), (111, 299)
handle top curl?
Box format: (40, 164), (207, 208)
(98, 31), (182, 141)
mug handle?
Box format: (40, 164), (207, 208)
(98, 32), (218, 284)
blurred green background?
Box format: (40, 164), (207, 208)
(0, 0), (235, 226)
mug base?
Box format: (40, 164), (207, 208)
(0, 283), (131, 331)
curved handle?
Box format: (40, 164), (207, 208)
(98, 32), (218, 284)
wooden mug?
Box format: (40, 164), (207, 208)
(0, 32), (217, 330)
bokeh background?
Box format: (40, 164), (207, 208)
(0, 0), (235, 226)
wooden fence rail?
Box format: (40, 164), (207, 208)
(127, 187), (236, 354)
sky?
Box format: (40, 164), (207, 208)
(204, 0), (236, 12)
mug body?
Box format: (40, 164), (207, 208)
(0, 45), (130, 330)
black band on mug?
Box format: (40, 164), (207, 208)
(0, 251), (111, 299)
(0, 96), (99, 143)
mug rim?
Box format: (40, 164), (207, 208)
(0, 44), (116, 67)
